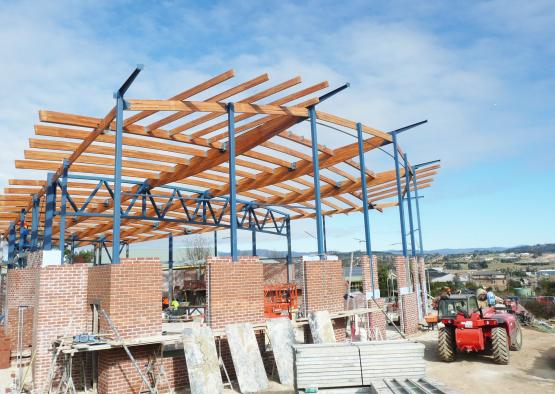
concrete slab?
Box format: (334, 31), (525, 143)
(182, 324), (224, 394)
(266, 318), (296, 386)
(225, 323), (269, 393)
(308, 311), (336, 343)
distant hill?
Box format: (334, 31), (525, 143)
(504, 244), (555, 254)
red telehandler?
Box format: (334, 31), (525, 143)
(437, 294), (522, 364)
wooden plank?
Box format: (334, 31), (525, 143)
(124, 69), (235, 126)
(148, 73), (269, 131)
(125, 99), (314, 117)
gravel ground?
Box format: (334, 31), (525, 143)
(415, 327), (555, 393)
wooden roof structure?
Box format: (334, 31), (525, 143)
(0, 69), (439, 246)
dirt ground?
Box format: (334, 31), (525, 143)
(415, 327), (555, 393)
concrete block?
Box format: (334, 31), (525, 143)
(225, 323), (268, 393)
(266, 318), (296, 385)
(308, 311), (336, 344)
(182, 324), (223, 394)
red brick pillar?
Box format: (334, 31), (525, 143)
(87, 258), (162, 339)
(301, 256), (347, 342)
(87, 258), (162, 394)
(418, 257), (428, 316)
(395, 256), (408, 290)
(361, 255), (386, 340)
(410, 257), (423, 321)
(5, 268), (38, 349)
(33, 264), (90, 391)
(396, 256), (419, 334)
(401, 292), (419, 334)
(206, 256), (265, 331)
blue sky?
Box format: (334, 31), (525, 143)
(0, 0), (553, 254)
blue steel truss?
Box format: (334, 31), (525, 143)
(51, 174), (289, 237)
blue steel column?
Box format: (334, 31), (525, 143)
(8, 223), (15, 265)
(392, 132), (408, 258)
(168, 233), (174, 302)
(213, 231), (218, 257)
(59, 159), (69, 264)
(412, 167), (425, 255)
(30, 195), (39, 251)
(43, 172), (56, 250)
(227, 103), (238, 262)
(286, 215), (292, 282)
(356, 123), (375, 296)
(18, 209), (26, 267)
(404, 154), (416, 257)
(111, 65), (142, 264)
(112, 94), (124, 264)
(308, 106), (325, 257)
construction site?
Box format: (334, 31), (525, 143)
(0, 64), (546, 394)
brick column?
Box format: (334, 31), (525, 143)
(395, 256), (419, 334)
(301, 257), (347, 342)
(410, 257), (423, 321)
(401, 292), (419, 334)
(87, 258), (163, 394)
(33, 264), (90, 391)
(395, 256), (408, 290)
(418, 257), (428, 316)
(5, 268), (38, 349)
(361, 255), (386, 340)
(206, 256), (265, 331)
(87, 258), (162, 339)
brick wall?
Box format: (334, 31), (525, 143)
(301, 257), (346, 315)
(401, 292), (419, 335)
(87, 258), (162, 339)
(97, 345), (158, 394)
(32, 264), (90, 391)
(206, 256), (265, 331)
(5, 268), (38, 349)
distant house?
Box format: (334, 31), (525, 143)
(471, 271), (507, 291)
(537, 269), (555, 282)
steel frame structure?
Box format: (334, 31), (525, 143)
(1, 66), (440, 294)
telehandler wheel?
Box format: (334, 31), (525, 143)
(510, 323), (523, 351)
(438, 327), (456, 362)
(492, 327), (510, 364)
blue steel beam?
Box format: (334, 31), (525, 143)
(214, 231), (218, 257)
(31, 195), (39, 251)
(18, 209), (26, 267)
(112, 94), (124, 264)
(404, 153), (416, 257)
(43, 172), (56, 250)
(391, 132), (408, 257)
(227, 103), (238, 262)
(286, 216), (292, 282)
(8, 223), (15, 265)
(356, 122), (375, 295)
(308, 105), (325, 257)
(112, 66), (143, 263)
(168, 232), (173, 302)
(59, 160), (69, 264)
(318, 83), (350, 103)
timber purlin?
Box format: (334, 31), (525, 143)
(0, 68), (439, 249)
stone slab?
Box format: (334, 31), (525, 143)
(182, 324), (223, 394)
(225, 323), (269, 393)
(308, 311), (336, 344)
(266, 318), (296, 385)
